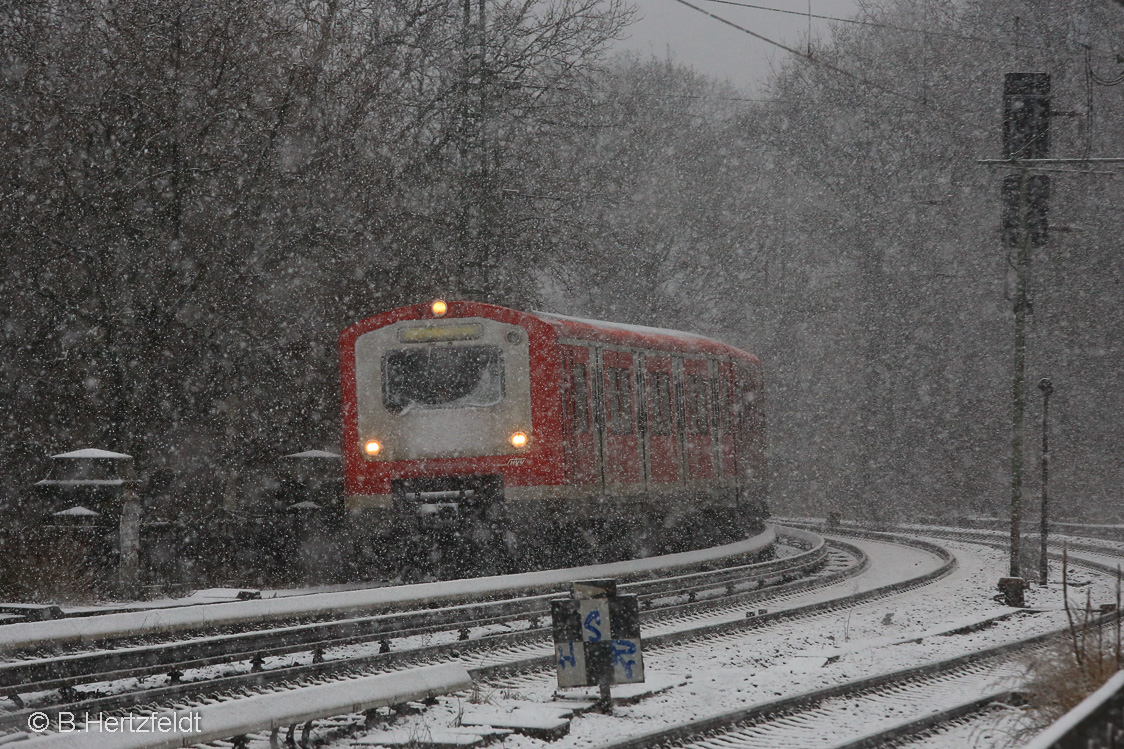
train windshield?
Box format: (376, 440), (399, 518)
(382, 345), (505, 414)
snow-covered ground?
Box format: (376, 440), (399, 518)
(318, 534), (1118, 749)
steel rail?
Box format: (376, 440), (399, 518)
(15, 531), (946, 749)
(782, 517), (1124, 561)
(0, 527), (786, 656)
(596, 630), (1055, 749)
(0, 543), (863, 737)
(826, 691), (1021, 749)
(903, 525), (1124, 562)
(593, 525), (1122, 749)
(0, 534), (821, 698)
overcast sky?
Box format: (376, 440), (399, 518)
(614, 0), (862, 92)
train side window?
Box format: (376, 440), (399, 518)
(606, 366), (634, 435)
(686, 374), (710, 435)
(570, 362), (590, 434)
(648, 371), (672, 436)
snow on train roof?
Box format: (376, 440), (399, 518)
(341, 303), (756, 359)
(531, 310), (752, 357)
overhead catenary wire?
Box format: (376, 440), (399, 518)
(698, 0), (1024, 48)
(667, 0), (969, 125)
(698, 0), (1124, 61)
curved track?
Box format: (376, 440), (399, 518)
(18, 524), (1084, 749)
(1, 526), (849, 741)
(584, 523), (1124, 749)
(322, 530), (955, 749)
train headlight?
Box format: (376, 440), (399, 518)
(510, 432), (529, 449)
(364, 439), (382, 456)
(431, 299), (448, 317)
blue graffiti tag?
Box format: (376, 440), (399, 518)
(611, 640), (638, 679)
(583, 610), (602, 642)
(558, 642), (577, 670)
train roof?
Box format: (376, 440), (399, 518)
(530, 310), (756, 360)
(341, 302), (758, 362)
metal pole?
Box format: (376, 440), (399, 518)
(1009, 169), (1031, 578)
(598, 679), (613, 714)
(1039, 378), (1053, 585)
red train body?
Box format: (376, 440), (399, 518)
(339, 301), (766, 571)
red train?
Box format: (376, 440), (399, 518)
(339, 301), (767, 575)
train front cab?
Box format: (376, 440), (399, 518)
(341, 303), (565, 575)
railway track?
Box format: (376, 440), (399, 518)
(0, 528), (785, 667)
(903, 523), (1124, 569)
(0, 529), (784, 655)
(339, 531), (953, 748)
(17, 524), (1079, 749)
(0, 526), (855, 740)
(597, 626), (1052, 749)
(581, 523), (1124, 749)
(784, 517), (1124, 567)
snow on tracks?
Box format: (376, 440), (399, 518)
(0, 527), (779, 654)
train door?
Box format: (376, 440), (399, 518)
(599, 349), (642, 486)
(682, 358), (715, 481)
(635, 352), (650, 488)
(562, 346), (602, 487)
(733, 360), (766, 501)
(644, 355), (681, 485)
(716, 360), (739, 482)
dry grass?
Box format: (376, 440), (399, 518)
(1023, 638), (1120, 726)
(1020, 548), (1123, 732)
(1, 532), (106, 604)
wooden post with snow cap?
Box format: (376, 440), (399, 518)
(551, 578), (644, 714)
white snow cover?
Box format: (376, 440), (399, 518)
(19, 663), (472, 748)
(284, 450), (341, 459)
(0, 527), (778, 652)
(50, 448), (132, 459)
(342, 534), (1124, 749)
(532, 311), (720, 343)
(52, 506), (101, 516)
(35, 479), (128, 486)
